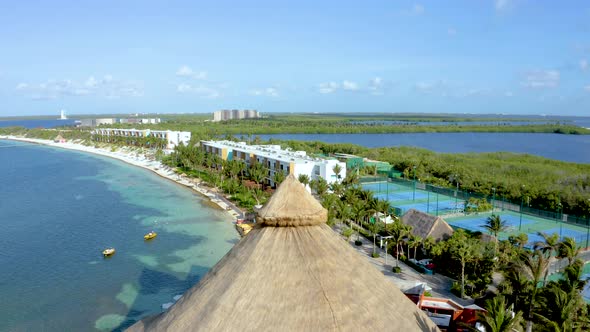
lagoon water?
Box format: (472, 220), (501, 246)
(258, 133), (590, 164)
(0, 140), (238, 331)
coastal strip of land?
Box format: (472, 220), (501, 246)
(0, 135), (244, 221)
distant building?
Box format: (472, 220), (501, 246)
(200, 140), (346, 188)
(93, 128), (190, 150)
(78, 118), (161, 127)
(212, 109), (259, 122)
(403, 285), (485, 332)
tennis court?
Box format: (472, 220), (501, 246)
(446, 211), (590, 248)
(361, 180), (590, 248)
(395, 200), (465, 215)
(374, 191), (430, 201)
(365, 181), (462, 215)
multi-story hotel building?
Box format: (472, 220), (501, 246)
(212, 109), (260, 122)
(93, 128), (191, 150)
(200, 140), (346, 187)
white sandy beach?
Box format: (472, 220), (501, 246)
(0, 135), (243, 220)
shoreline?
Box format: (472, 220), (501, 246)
(0, 135), (244, 222)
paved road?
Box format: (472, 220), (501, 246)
(333, 223), (474, 306)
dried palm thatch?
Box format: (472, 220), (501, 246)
(402, 209), (454, 242)
(128, 176), (439, 332)
(256, 174), (327, 226)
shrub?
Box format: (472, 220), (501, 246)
(450, 282), (462, 297)
(424, 291), (432, 297)
(341, 228), (353, 240)
(372, 252), (380, 258)
(354, 240), (363, 246)
(392, 266), (402, 273)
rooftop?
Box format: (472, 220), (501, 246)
(202, 140), (341, 165)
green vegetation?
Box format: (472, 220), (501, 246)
(271, 140), (590, 218)
(104, 115), (590, 135)
(3, 125), (589, 218)
(425, 228), (590, 330)
(92, 134), (167, 149)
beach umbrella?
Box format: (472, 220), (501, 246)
(128, 175), (439, 332)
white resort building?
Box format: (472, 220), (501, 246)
(93, 128), (191, 150)
(200, 140), (346, 187)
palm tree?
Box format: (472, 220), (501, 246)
(365, 203), (379, 255)
(422, 236), (436, 256)
(388, 219), (410, 268)
(534, 232), (560, 258)
(315, 178), (329, 197)
(297, 174), (310, 189)
(534, 284), (587, 332)
(321, 193), (338, 225)
(332, 164), (343, 181)
(273, 171), (285, 188)
(329, 182), (344, 196)
(342, 171), (359, 187)
(351, 202), (366, 241)
(451, 237), (478, 299)
(512, 249), (550, 332)
(508, 233), (529, 250)
(472, 296), (523, 332)
(250, 188), (265, 206)
(483, 214), (509, 254)
(408, 234), (423, 260)
(483, 214), (508, 241)
(557, 237), (580, 266)
(248, 163), (266, 188)
(337, 200), (353, 226)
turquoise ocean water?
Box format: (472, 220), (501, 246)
(0, 140), (238, 331)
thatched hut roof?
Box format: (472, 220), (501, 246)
(402, 209), (454, 242)
(128, 176), (439, 332)
(256, 174), (327, 226)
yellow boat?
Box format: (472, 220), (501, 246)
(103, 248), (116, 257)
(144, 231), (157, 240)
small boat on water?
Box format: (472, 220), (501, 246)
(144, 231), (157, 240)
(103, 248), (116, 257)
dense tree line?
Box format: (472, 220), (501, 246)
(106, 117), (589, 135)
(273, 140), (590, 218)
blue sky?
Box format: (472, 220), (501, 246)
(1, 0), (589, 116)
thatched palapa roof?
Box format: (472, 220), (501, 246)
(256, 174), (327, 226)
(128, 175), (439, 332)
(402, 209), (454, 242)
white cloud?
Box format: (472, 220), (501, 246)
(318, 82), (339, 94)
(176, 65), (193, 77)
(522, 70), (560, 88)
(342, 80), (359, 91)
(368, 77), (385, 95)
(16, 76), (143, 100)
(176, 65), (207, 79)
(176, 84), (219, 98)
(580, 59), (588, 71)
(250, 87), (279, 97)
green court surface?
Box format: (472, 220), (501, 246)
(445, 211), (590, 248)
(362, 181), (590, 248)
